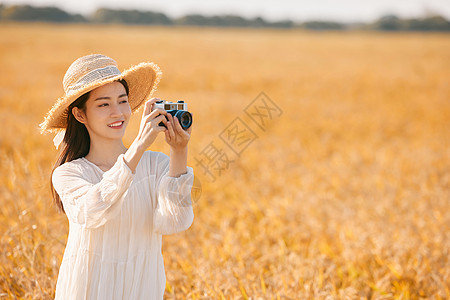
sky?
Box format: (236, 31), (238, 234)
(2, 0), (450, 22)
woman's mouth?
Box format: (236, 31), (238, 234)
(108, 121), (124, 129)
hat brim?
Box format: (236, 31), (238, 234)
(40, 62), (162, 133)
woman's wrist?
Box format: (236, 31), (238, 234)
(133, 136), (149, 153)
(168, 146), (188, 177)
(170, 145), (188, 154)
(123, 138), (147, 173)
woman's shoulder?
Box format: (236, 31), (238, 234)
(53, 157), (88, 176)
(52, 158), (91, 187)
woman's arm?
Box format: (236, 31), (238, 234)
(164, 112), (192, 177)
(153, 153), (194, 235)
(53, 154), (134, 229)
(153, 114), (194, 234)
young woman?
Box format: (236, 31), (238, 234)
(40, 54), (194, 299)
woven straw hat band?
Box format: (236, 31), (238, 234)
(63, 55), (121, 95)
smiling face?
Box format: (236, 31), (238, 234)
(72, 81), (131, 143)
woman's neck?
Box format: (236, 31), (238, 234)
(85, 138), (128, 171)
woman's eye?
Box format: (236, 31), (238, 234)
(120, 99), (128, 104)
(99, 103), (109, 107)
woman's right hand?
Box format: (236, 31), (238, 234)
(136, 98), (169, 149)
(124, 98), (169, 173)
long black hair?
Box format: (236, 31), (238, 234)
(50, 79), (129, 213)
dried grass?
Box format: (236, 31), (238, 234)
(0, 24), (449, 299)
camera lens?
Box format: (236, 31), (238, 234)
(174, 110), (192, 129)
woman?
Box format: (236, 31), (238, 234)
(40, 54), (194, 299)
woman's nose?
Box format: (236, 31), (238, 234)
(110, 104), (123, 117)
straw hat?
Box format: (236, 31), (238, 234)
(40, 54), (162, 134)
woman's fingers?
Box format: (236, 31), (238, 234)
(141, 113), (168, 134)
(149, 97), (160, 113)
(166, 114), (176, 138)
(143, 100), (151, 117)
(143, 108), (167, 123)
(143, 98), (160, 117)
(153, 114), (168, 129)
(173, 116), (186, 135)
(186, 121), (193, 135)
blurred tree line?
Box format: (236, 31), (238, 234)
(1, 4), (449, 31)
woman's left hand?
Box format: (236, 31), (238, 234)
(164, 113), (192, 150)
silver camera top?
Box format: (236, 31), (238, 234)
(154, 100), (188, 111)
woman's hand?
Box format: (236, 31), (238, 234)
(136, 98), (169, 149)
(164, 113), (192, 151)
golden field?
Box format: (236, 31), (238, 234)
(0, 23), (449, 299)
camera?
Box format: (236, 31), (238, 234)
(154, 100), (192, 130)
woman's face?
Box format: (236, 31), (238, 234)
(73, 81), (131, 142)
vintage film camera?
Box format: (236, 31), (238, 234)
(154, 100), (192, 130)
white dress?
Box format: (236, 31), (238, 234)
(52, 150), (194, 300)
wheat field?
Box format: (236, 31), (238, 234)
(0, 24), (449, 299)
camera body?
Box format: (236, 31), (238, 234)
(154, 100), (192, 130)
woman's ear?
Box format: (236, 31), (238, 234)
(72, 107), (87, 124)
